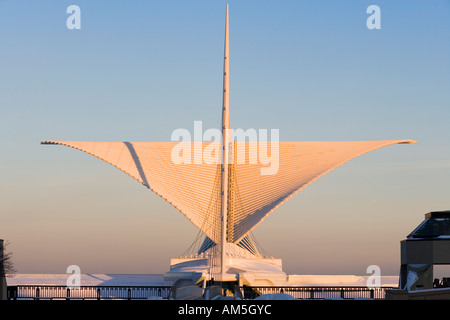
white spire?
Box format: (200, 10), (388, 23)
(220, 3), (230, 281)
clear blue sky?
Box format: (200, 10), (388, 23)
(1, 0), (449, 276)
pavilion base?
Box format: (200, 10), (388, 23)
(164, 256), (288, 288)
(164, 242), (289, 299)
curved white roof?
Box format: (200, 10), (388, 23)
(41, 139), (415, 244)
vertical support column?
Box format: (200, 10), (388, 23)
(0, 239), (7, 300)
(227, 142), (236, 244)
(220, 3), (230, 283)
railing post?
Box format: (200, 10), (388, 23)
(340, 288), (345, 299)
(36, 287), (40, 300)
(67, 288), (70, 299)
(7, 286), (18, 300)
(310, 288), (314, 299)
(370, 289), (374, 299)
(127, 287), (131, 300)
(97, 288), (101, 300)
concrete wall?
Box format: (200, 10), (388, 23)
(401, 239), (450, 265)
(386, 288), (450, 300)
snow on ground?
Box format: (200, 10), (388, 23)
(287, 275), (399, 287)
(6, 274), (172, 286)
(6, 274), (399, 287)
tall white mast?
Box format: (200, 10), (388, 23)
(220, 3), (230, 281)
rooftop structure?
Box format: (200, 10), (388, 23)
(42, 5), (415, 289)
(407, 211), (450, 239)
(386, 210), (450, 300)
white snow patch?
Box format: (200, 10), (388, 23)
(6, 274), (172, 286)
(7, 274), (400, 288)
(406, 271), (418, 291)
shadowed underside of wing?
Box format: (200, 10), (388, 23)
(41, 139), (415, 245)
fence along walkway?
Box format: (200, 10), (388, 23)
(7, 285), (172, 300)
(7, 285), (393, 300)
(241, 286), (392, 300)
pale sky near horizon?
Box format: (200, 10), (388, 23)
(0, 0), (449, 276)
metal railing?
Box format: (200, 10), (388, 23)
(7, 285), (172, 300)
(7, 285), (393, 300)
(239, 286), (393, 300)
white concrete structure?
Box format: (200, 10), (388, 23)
(42, 5), (415, 287)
